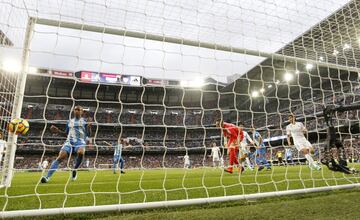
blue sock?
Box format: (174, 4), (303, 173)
(259, 157), (269, 168)
(265, 160), (271, 168)
(47, 160), (60, 178)
(119, 158), (124, 170)
(113, 160), (117, 172)
(74, 155), (83, 169)
(255, 157), (262, 166)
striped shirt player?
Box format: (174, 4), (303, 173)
(112, 139), (125, 174)
(250, 128), (271, 170)
(41, 106), (91, 183)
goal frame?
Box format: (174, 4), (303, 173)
(1, 183), (358, 218)
(1, 17), (35, 188)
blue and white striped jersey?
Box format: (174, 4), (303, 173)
(252, 131), (265, 148)
(65, 117), (88, 145)
(113, 144), (123, 156)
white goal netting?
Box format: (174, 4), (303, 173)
(0, 0), (359, 217)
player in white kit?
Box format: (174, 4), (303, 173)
(238, 123), (254, 171)
(0, 131), (6, 168)
(286, 114), (321, 170)
(85, 158), (90, 169)
(41, 160), (49, 169)
(210, 143), (221, 167)
(184, 154), (191, 169)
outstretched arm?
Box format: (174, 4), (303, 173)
(103, 141), (113, 147)
(245, 133), (255, 146)
(287, 134), (292, 146)
(50, 125), (67, 136)
(301, 123), (308, 138)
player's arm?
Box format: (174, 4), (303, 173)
(287, 134), (292, 145)
(50, 124), (67, 136)
(87, 122), (93, 137)
(254, 133), (261, 149)
(301, 123), (308, 138)
(103, 141), (113, 147)
(85, 118), (93, 137)
(223, 136), (228, 148)
(258, 135), (263, 147)
(286, 126), (292, 146)
(123, 139), (133, 148)
(245, 133), (255, 146)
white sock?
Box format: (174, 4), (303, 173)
(245, 158), (252, 169)
(305, 154), (315, 165)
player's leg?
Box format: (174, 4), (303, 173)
(248, 150), (255, 169)
(72, 146), (85, 180)
(119, 157), (125, 173)
(234, 147), (239, 166)
(41, 148), (69, 183)
(255, 148), (270, 170)
(245, 157), (253, 170)
(243, 145), (253, 170)
(301, 146), (320, 170)
(261, 150), (271, 169)
(217, 158), (221, 167)
(238, 153), (247, 173)
(113, 156), (119, 173)
(220, 157), (224, 168)
(0, 152), (3, 169)
(225, 147), (236, 173)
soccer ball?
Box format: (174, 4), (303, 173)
(8, 118), (30, 135)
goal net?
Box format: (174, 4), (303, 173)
(0, 0), (359, 217)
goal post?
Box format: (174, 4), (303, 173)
(1, 183), (359, 218)
(33, 17), (360, 73)
(1, 17), (35, 188)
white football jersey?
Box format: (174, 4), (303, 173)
(86, 159), (90, 167)
(241, 131), (253, 144)
(286, 122), (307, 141)
(184, 155), (190, 163)
(211, 146), (220, 158)
(42, 160), (49, 169)
(0, 140), (6, 153)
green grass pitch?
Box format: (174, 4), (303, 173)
(1, 164), (359, 213)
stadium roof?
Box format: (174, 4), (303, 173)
(0, 0), (351, 83)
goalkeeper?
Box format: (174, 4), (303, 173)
(216, 119), (243, 174)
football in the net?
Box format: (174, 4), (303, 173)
(8, 118), (30, 135)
